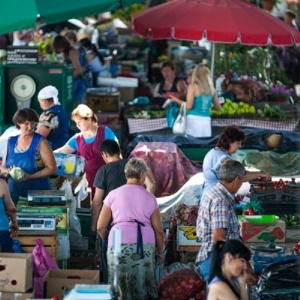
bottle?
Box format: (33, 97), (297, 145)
(215, 74), (225, 97)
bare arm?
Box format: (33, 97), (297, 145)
(91, 188), (105, 231)
(151, 208), (165, 262)
(243, 171), (271, 182)
(35, 124), (51, 138)
(23, 139), (57, 180)
(169, 95), (184, 105)
(186, 84), (196, 110)
(0, 151), (9, 176)
(212, 90), (221, 110)
(1, 179), (18, 238)
(69, 48), (84, 78)
(97, 204), (112, 239)
(212, 228), (226, 244)
(54, 144), (76, 154)
(145, 168), (157, 195)
(176, 79), (187, 99)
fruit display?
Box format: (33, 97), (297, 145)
(9, 167), (25, 180)
(292, 241), (300, 253)
(257, 103), (287, 120)
(281, 214), (300, 228)
(211, 99), (256, 117)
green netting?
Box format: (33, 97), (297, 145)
(232, 150), (300, 176)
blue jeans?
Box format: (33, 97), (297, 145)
(0, 231), (14, 252)
(199, 251), (213, 282)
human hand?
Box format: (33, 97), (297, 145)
(9, 222), (19, 238)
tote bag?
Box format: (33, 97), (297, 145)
(172, 102), (186, 134)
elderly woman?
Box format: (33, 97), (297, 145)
(35, 85), (69, 150)
(97, 157), (164, 300)
(207, 240), (251, 300)
(55, 104), (117, 198)
(0, 108), (57, 204)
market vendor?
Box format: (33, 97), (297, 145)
(153, 60), (187, 106)
(201, 125), (271, 200)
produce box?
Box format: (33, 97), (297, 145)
(43, 269), (99, 299)
(177, 226), (202, 251)
(0, 253), (32, 293)
(14, 232), (58, 262)
(67, 250), (99, 270)
(0, 291), (34, 300)
(239, 218), (286, 243)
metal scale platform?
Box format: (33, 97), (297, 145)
(28, 190), (67, 206)
(251, 241), (299, 274)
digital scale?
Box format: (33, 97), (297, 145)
(28, 190), (67, 206)
(17, 213), (58, 231)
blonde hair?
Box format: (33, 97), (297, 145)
(192, 64), (214, 95)
(71, 104), (98, 123)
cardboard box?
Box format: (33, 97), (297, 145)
(0, 291), (34, 300)
(67, 250), (99, 270)
(43, 269), (99, 299)
(239, 219), (286, 243)
(0, 254), (32, 293)
(177, 226), (202, 251)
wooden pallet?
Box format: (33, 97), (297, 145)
(14, 231), (58, 261)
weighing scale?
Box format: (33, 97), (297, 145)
(17, 213), (58, 231)
(28, 190), (67, 206)
(10, 74), (36, 109)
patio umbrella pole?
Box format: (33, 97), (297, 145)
(210, 42), (215, 80)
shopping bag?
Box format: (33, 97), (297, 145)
(166, 103), (180, 128)
(172, 102), (186, 134)
(32, 239), (59, 298)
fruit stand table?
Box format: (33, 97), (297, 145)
(126, 117), (298, 134)
(211, 118), (298, 131)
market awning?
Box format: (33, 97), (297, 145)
(1, 0), (142, 35)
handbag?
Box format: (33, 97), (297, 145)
(172, 102), (186, 134)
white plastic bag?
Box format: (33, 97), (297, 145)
(172, 102), (186, 134)
(60, 179), (84, 250)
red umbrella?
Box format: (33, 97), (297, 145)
(132, 0), (300, 45)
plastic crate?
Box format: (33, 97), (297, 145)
(259, 201), (300, 216)
(76, 208), (91, 237)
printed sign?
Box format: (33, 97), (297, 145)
(7, 46), (38, 64)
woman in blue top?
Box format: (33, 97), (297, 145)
(207, 239), (251, 300)
(170, 64), (220, 137)
(0, 178), (18, 252)
(0, 108), (57, 204)
(55, 104), (118, 198)
(36, 85), (70, 150)
(185, 64), (221, 137)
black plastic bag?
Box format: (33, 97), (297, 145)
(252, 258), (300, 300)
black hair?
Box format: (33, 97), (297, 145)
(208, 240), (251, 299)
(216, 126), (246, 150)
(79, 37), (105, 65)
(99, 139), (120, 156)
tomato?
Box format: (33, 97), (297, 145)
(293, 245), (300, 252)
(51, 297), (60, 300)
(297, 241), (300, 246)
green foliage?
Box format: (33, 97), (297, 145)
(112, 4), (147, 22)
(214, 44), (293, 87)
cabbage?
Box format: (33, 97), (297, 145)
(9, 167), (25, 180)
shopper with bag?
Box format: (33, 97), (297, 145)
(170, 64), (220, 137)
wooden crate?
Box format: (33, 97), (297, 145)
(15, 231), (58, 261)
(86, 91), (120, 113)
